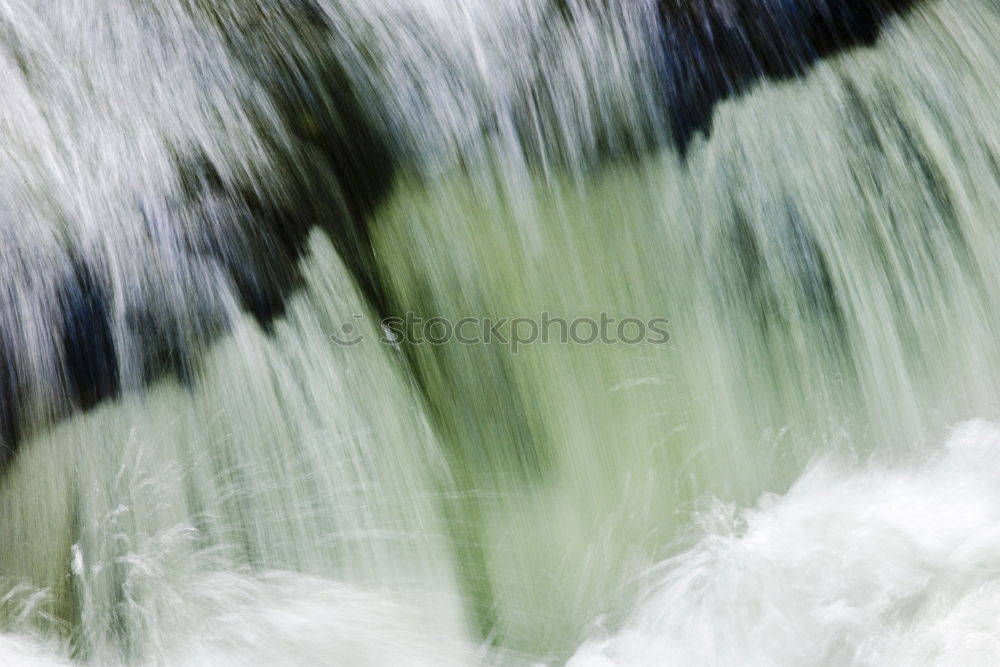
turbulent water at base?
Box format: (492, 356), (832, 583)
(4, 0), (1000, 665)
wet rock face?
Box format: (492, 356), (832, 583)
(654, 0), (919, 151)
(0, 2), (398, 463)
(184, 0), (398, 319)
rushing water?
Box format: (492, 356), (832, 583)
(3, 0), (1000, 664)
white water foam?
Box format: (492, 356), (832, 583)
(570, 420), (1000, 667)
(2, 569), (485, 667)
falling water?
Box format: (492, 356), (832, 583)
(3, 0), (1000, 664)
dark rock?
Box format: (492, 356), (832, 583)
(654, 0), (919, 152)
(58, 261), (120, 410)
(0, 338), (18, 468)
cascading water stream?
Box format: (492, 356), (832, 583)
(2, 0), (1000, 665)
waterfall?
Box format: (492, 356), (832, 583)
(3, 0), (1000, 664)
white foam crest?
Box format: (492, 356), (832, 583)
(0, 635), (70, 667)
(3, 567), (489, 667)
(569, 420), (1000, 667)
